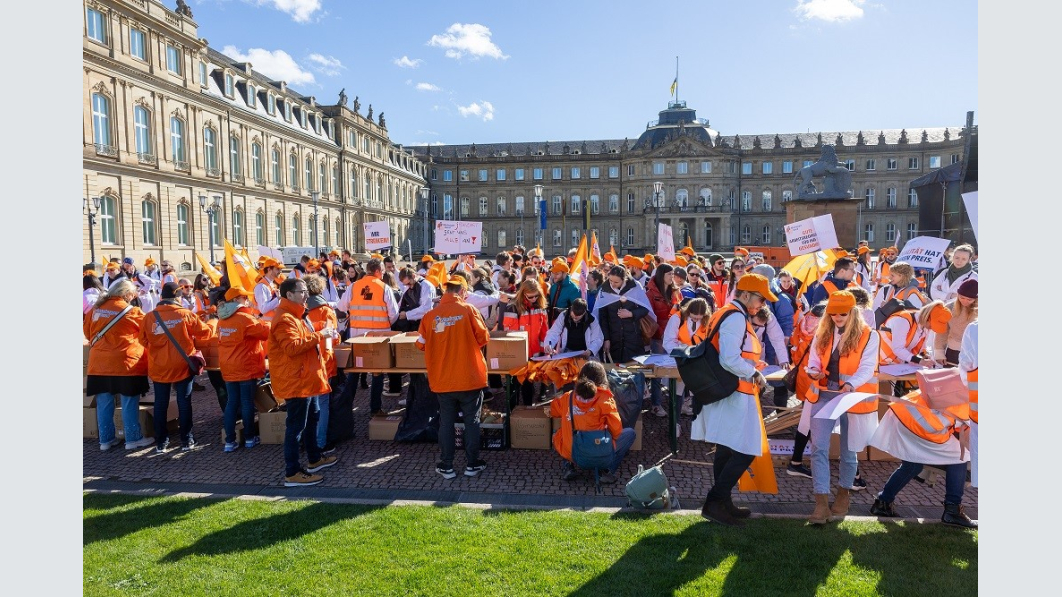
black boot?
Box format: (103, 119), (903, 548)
(871, 498), (898, 518)
(724, 496), (752, 519)
(701, 498), (743, 527)
(941, 502), (977, 529)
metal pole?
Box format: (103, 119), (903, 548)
(88, 213), (96, 266)
(209, 210), (216, 264)
(312, 191), (320, 256)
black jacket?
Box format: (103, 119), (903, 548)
(598, 279), (649, 363)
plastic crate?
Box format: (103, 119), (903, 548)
(454, 421), (510, 451)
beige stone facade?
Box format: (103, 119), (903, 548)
(82, 0), (425, 270)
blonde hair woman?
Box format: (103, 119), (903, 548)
(501, 279), (549, 405)
(874, 261), (925, 311)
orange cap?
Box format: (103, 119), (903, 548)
(551, 259), (570, 274)
(225, 287), (254, 301)
(826, 290), (857, 314)
(735, 273), (778, 302)
(420, 254), (435, 263)
(927, 303), (953, 334)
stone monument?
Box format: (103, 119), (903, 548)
(786, 144), (862, 249)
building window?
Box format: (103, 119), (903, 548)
(199, 61), (207, 87)
(443, 169), (453, 182)
(741, 191), (751, 212)
(86, 8), (106, 44)
(289, 154), (298, 188)
(460, 197), (469, 217)
(515, 228), (524, 245)
(701, 161), (712, 174)
(887, 158), (898, 170)
(675, 189), (688, 208)
(567, 229), (577, 247)
(907, 222), (917, 240)
(864, 224), (875, 243)
(256, 212), (265, 246)
(350, 169), (358, 198)
(700, 188), (712, 206)
(553, 229), (562, 247)
(865, 188), (875, 209)
(176, 203), (189, 245)
(364, 175), (371, 200)
(951, 154), (961, 165)
(334, 219), (341, 247)
(603, 166), (615, 178)
(887, 187), (897, 209)
(533, 168), (543, 180)
(627, 164), (635, 176)
(552, 195), (562, 215)
(909, 189), (919, 208)
(319, 162), (326, 193)
(782, 190), (792, 203)
(704, 222), (713, 247)
(626, 227), (634, 246)
(293, 215), (301, 245)
(130, 28), (145, 60)
(232, 210), (244, 247)
(802, 160), (813, 169)
(571, 195), (581, 214)
(741, 162), (752, 175)
(515, 196), (524, 215)
(478, 197), (488, 216)
(230, 135), (241, 177)
(845, 159), (856, 172)
(224, 73), (234, 97)
(267, 94), (275, 115)
(609, 194), (619, 213)
(169, 117), (185, 165)
(866, 159), (876, 171)
(271, 149), (281, 183)
(331, 164), (338, 194)
(590, 166), (600, 179)
(275, 214), (284, 246)
(908, 157), (920, 169)
(459, 169), (469, 182)
(252, 143), (263, 182)
(91, 93), (111, 149)
(498, 229), (506, 248)
(782, 160), (792, 174)
(141, 200), (157, 245)
(742, 225), (751, 244)
(99, 196), (117, 244)
(304, 157), (313, 191)
(515, 168), (524, 181)
(762, 191), (772, 212)
(478, 169), (488, 182)
(203, 128), (217, 172)
(929, 155), (941, 169)
(761, 225), (771, 245)
(283, 101), (291, 122)
(762, 162), (773, 175)
(653, 162), (664, 175)
(443, 194), (454, 219)
(166, 44), (181, 75)
(627, 193), (635, 213)
(496, 196), (507, 216)
(589, 194), (600, 214)
(886, 222), (896, 242)
(247, 84), (256, 108)
(493, 168), (505, 182)
(608, 228), (617, 247)
(133, 106), (151, 157)
(677, 162), (688, 175)
(552, 167), (562, 180)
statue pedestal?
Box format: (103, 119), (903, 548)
(786, 198), (863, 250)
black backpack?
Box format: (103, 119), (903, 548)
(671, 310), (743, 406)
(874, 296), (916, 329)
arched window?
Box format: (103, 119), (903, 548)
(479, 196), (488, 215)
(908, 189), (919, 208)
(865, 188), (875, 209)
(271, 147), (281, 183)
(169, 116), (186, 166)
(229, 135), (241, 177)
(319, 161), (327, 194)
(203, 127), (217, 173)
(275, 213), (284, 246)
(608, 194), (619, 213)
(675, 189), (688, 207)
(251, 142), (263, 182)
(741, 191), (752, 212)
(497, 196), (507, 216)
(133, 106), (151, 157)
(498, 229), (506, 248)
(91, 92), (111, 150)
(762, 190), (772, 212)
(571, 194), (581, 214)
(515, 228), (524, 246)
(609, 228), (618, 247)
(293, 214), (301, 245)
(887, 187), (897, 208)
(461, 197), (470, 217)
(782, 190), (793, 203)
(351, 168), (358, 199)
(289, 153), (299, 189)
(364, 172), (372, 200)
(334, 218), (341, 247)
(886, 222), (896, 242)
(700, 188), (712, 207)
(176, 203), (189, 245)
(589, 194), (600, 214)
(515, 195), (525, 215)
(742, 224), (751, 243)
(232, 209), (244, 247)
(864, 223), (875, 243)
(141, 199), (157, 245)
(331, 164), (338, 196)
(626, 227), (634, 247)
(553, 228), (562, 247)
(256, 211), (265, 246)
(99, 195), (117, 244)
(305, 157), (313, 191)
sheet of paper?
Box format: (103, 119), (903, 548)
(760, 365), (783, 376)
(879, 363), (923, 376)
(633, 354), (677, 367)
(531, 351), (587, 362)
(813, 392), (879, 420)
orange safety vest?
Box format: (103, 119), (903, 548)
(820, 279), (841, 296)
(705, 277), (729, 308)
(876, 261), (891, 286)
(888, 391), (958, 444)
(255, 280), (277, 320)
(968, 367), (978, 424)
(348, 276), (391, 329)
(707, 304), (761, 395)
(677, 318), (710, 346)
(805, 326), (879, 414)
(895, 285), (924, 304)
(879, 311), (925, 364)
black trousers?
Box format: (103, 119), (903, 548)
(705, 444), (755, 503)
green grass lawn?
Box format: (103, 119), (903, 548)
(84, 493), (976, 596)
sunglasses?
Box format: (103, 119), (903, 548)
(179, 284), (192, 289)
(526, 294), (540, 300)
(732, 264), (746, 270)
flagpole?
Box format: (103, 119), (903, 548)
(675, 56), (679, 103)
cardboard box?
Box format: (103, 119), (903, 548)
(259, 410), (288, 444)
(346, 331), (399, 370)
(825, 434), (870, 461)
(486, 330), (528, 372)
(333, 344), (353, 369)
(369, 411), (404, 441)
(510, 406), (552, 450)
(254, 383), (280, 413)
(114, 401), (179, 438)
(84, 395), (99, 439)
(867, 446), (899, 462)
(221, 421), (244, 445)
(390, 333), (426, 369)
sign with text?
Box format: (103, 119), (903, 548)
(657, 223), (675, 261)
(784, 215), (838, 256)
(962, 191), (978, 240)
(898, 236), (950, 270)
(434, 220), (483, 255)
(280, 246), (316, 265)
(363, 221), (391, 251)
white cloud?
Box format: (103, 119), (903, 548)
(415, 129), (439, 136)
(253, 0), (323, 23)
(409, 141), (447, 146)
(222, 45), (316, 86)
(415, 82), (441, 92)
(393, 56), (423, 69)
(457, 101), (495, 122)
(306, 53), (344, 76)
(428, 23), (508, 60)
(793, 0), (865, 22)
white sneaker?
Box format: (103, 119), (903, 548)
(651, 405), (668, 418)
(100, 438), (121, 451)
(125, 437), (155, 450)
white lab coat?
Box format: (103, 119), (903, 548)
(928, 269), (978, 303)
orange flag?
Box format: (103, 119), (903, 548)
(589, 230), (602, 266)
(195, 252), (222, 286)
(737, 390), (779, 494)
(224, 240), (255, 290)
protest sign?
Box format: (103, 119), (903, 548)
(962, 191), (978, 240)
(784, 215), (838, 256)
(657, 223), (675, 261)
(898, 236), (951, 270)
(363, 221), (391, 251)
(434, 220), (483, 255)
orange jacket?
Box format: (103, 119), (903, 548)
(789, 313), (816, 401)
(307, 302), (339, 378)
(217, 307), (269, 382)
(501, 301), (549, 356)
(267, 298), (331, 400)
(138, 302), (215, 383)
(84, 296), (148, 377)
(549, 387), (623, 462)
(417, 293), (490, 393)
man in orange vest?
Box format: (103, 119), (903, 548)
(339, 257), (399, 414)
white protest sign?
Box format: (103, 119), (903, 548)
(257, 246), (283, 262)
(363, 221), (391, 251)
(657, 223), (675, 261)
(898, 236), (951, 270)
(784, 215), (839, 256)
(434, 220), (483, 254)
(962, 191), (978, 240)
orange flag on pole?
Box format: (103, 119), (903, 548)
(225, 240), (256, 290)
(570, 233), (590, 300)
(195, 252), (222, 286)
(588, 230), (602, 266)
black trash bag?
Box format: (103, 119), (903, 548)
(607, 368), (644, 430)
(327, 373), (356, 444)
(395, 374), (440, 443)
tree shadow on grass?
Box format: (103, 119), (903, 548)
(159, 502), (383, 562)
(84, 493), (224, 546)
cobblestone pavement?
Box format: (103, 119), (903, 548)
(83, 374), (977, 520)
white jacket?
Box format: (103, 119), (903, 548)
(543, 313), (603, 356)
(928, 268), (977, 302)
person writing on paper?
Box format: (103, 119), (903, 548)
(873, 261), (925, 312)
(691, 273), (776, 527)
(662, 297), (711, 417)
(543, 298), (603, 359)
(802, 290), (880, 524)
(880, 300), (949, 367)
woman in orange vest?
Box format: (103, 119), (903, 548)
(802, 290), (880, 524)
(873, 261), (926, 312)
(501, 278), (549, 405)
(880, 300), (946, 367)
(784, 301), (826, 479)
(662, 297), (711, 417)
(217, 286), (269, 452)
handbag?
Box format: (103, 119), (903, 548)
(568, 393), (614, 470)
(671, 310), (742, 405)
(915, 368), (969, 413)
(154, 310), (207, 377)
(638, 316), (658, 345)
(625, 464), (671, 509)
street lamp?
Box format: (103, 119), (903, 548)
(83, 197), (101, 268)
(311, 190), (320, 256)
(653, 181), (664, 248)
(420, 186), (430, 255)
(534, 184), (544, 249)
(199, 194), (222, 264)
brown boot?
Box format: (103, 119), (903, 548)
(809, 494), (831, 525)
(831, 487), (851, 521)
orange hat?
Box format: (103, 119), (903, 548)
(833, 248), (850, 258)
(673, 255), (689, 267)
(225, 287), (254, 301)
(83, 269), (99, 278)
(105, 261), (120, 271)
(370, 253), (384, 260)
(857, 246), (871, 256)
(735, 273), (778, 302)
(734, 247), (750, 258)
(445, 274), (469, 290)
(261, 257), (281, 270)
(623, 255), (643, 270)
(927, 303), (953, 334)
(420, 254), (435, 263)
(551, 259), (570, 274)
(825, 290), (857, 314)
(306, 258), (320, 270)
(144, 257), (156, 267)
(643, 254), (654, 266)
(679, 247), (697, 257)
(603, 252), (616, 263)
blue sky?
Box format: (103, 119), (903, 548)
(191, 0), (977, 146)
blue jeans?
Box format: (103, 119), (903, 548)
(283, 395), (322, 477)
(223, 379), (258, 444)
(97, 393), (143, 445)
(316, 393), (330, 449)
(437, 390), (483, 469)
(809, 410), (858, 494)
(878, 461), (967, 506)
(609, 428), (638, 474)
(153, 377), (193, 447)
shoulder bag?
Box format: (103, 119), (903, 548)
(672, 309), (743, 405)
(153, 310), (206, 377)
(569, 394), (614, 470)
(784, 342), (813, 393)
(90, 304), (133, 346)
